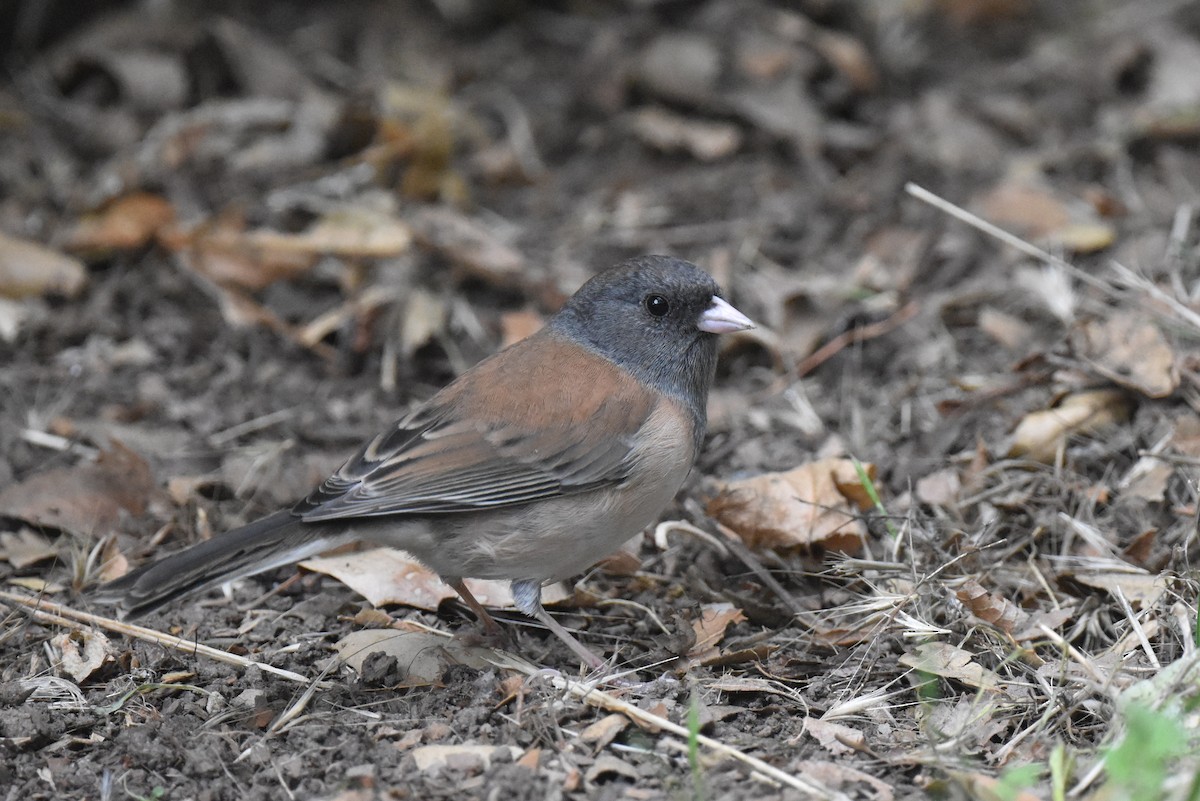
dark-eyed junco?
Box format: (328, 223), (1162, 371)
(98, 255), (753, 667)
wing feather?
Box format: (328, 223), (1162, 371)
(295, 332), (658, 521)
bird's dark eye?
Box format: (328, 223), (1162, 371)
(644, 294), (670, 317)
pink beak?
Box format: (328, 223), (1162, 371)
(698, 296), (754, 334)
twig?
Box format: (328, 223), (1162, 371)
(489, 653), (855, 800)
(0, 590), (318, 686)
(794, 301), (920, 379)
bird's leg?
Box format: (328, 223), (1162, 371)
(447, 578), (504, 638)
(511, 579), (607, 670)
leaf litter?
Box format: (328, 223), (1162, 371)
(3, 2), (1200, 800)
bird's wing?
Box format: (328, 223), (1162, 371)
(295, 332), (662, 520)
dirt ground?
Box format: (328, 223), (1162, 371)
(2, 1), (1200, 799)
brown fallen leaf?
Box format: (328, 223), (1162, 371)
(579, 714), (629, 752)
(954, 579), (1030, 635)
(0, 441), (156, 540)
(409, 206), (524, 287)
(1007, 389), (1132, 463)
(687, 603), (747, 660)
(64, 192), (176, 255)
(301, 547), (569, 611)
(976, 179), (1114, 253)
(978, 181), (1070, 239)
(812, 28), (879, 93)
(165, 218), (314, 292)
(708, 458), (875, 554)
(1072, 312), (1179, 398)
(0, 232), (88, 299)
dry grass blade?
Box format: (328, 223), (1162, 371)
(0, 589), (317, 686)
(486, 652), (857, 800)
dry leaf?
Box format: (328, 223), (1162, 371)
(585, 755), (639, 783)
(409, 207), (524, 286)
(802, 717), (865, 756)
(50, 629), (114, 683)
(795, 760), (895, 801)
(0, 441), (156, 539)
(899, 641), (1002, 691)
(812, 29), (879, 93)
(1072, 312), (1179, 398)
(853, 227), (927, 293)
(64, 192), (175, 254)
(708, 458), (875, 553)
(1007, 389), (1132, 463)
(411, 744), (521, 772)
(977, 180), (1113, 252)
(688, 603), (747, 657)
(629, 106), (742, 161)
(1056, 222), (1116, 253)
(579, 714), (629, 751)
(335, 630), (491, 685)
(1121, 457), (1174, 503)
(915, 468), (962, 507)
(978, 307), (1034, 351)
(1073, 570), (1166, 608)
(301, 547), (569, 611)
(400, 289), (448, 360)
(954, 579), (1030, 635)
(978, 182), (1070, 239)
(0, 528), (60, 568)
(167, 221), (314, 291)
(0, 232), (88, 299)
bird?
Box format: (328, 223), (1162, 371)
(97, 255), (754, 667)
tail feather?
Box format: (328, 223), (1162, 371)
(95, 511), (347, 617)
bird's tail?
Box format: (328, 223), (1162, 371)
(94, 510), (348, 617)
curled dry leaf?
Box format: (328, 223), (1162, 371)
(802, 717), (865, 756)
(579, 714), (629, 751)
(1072, 311), (1179, 398)
(954, 579), (1030, 635)
(50, 629), (114, 683)
(0, 441), (156, 540)
(688, 602), (747, 659)
(0, 232), (87, 299)
(708, 458), (876, 554)
(64, 192), (175, 255)
(1007, 389), (1132, 463)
